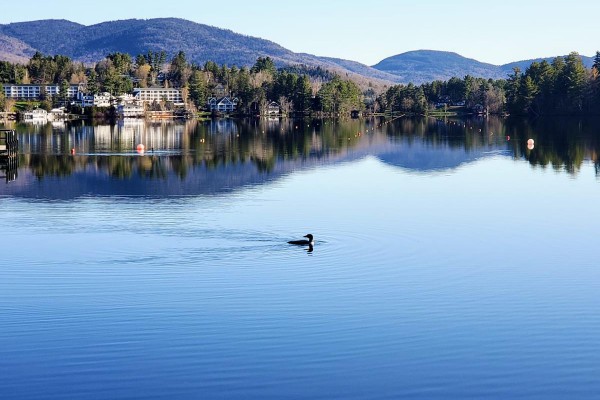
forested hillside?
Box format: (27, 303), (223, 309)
(0, 18), (397, 88)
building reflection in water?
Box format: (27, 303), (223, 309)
(1, 116), (600, 192)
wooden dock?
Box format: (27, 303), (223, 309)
(0, 130), (18, 182)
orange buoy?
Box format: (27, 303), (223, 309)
(70, 148), (75, 155)
(527, 139), (535, 150)
(136, 144), (145, 153)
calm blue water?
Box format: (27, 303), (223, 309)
(1, 118), (599, 399)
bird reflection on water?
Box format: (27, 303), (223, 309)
(288, 234), (314, 254)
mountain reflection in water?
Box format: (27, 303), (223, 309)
(1, 116), (599, 198)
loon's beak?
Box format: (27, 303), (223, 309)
(303, 235), (309, 238)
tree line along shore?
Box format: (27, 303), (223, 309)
(1, 50), (599, 119)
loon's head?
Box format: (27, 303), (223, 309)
(304, 234), (314, 243)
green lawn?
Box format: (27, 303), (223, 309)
(428, 105), (469, 116)
(14, 101), (42, 111)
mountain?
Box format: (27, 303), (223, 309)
(0, 18), (288, 64)
(0, 19), (85, 56)
(0, 18), (397, 88)
(313, 55), (401, 83)
(372, 50), (596, 84)
(0, 19), (595, 86)
(500, 55), (594, 74)
(0, 33), (36, 63)
(372, 50), (503, 83)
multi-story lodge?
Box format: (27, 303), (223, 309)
(2, 84), (82, 99)
(133, 88), (184, 106)
(3, 85), (185, 106)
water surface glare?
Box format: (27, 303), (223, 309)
(1, 117), (600, 399)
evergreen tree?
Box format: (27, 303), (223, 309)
(53, 55), (74, 83)
(234, 67), (253, 112)
(144, 51), (167, 84)
(251, 57), (276, 75)
(57, 79), (70, 107)
(169, 51), (189, 87)
(447, 77), (467, 103)
(135, 54), (147, 67)
(551, 56), (567, 111)
(27, 51), (46, 83)
(506, 68), (522, 114)
(188, 70), (207, 108)
(218, 64), (230, 87)
(593, 51), (600, 72)
(293, 75), (312, 114)
(0, 62), (10, 83)
(519, 76), (538, 114)
(536, 60), (555, 112)
(563, 52), (586, 113)
(107, 53), (132, 75)
(203, 61), (219, 79)
(317, 76), (362, 114)
(463, 75), (478, 106)
(87, 70), (99, 94)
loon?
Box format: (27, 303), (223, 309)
(288, 234), (314, 246)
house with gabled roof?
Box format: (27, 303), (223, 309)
(212, 84), (226, 97)
(266, 101), (280, 115)
(208, 96), (239, 113)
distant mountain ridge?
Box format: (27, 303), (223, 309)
(0, 18), (594, 85)
(372, 50), (595, 83)
(0, 18), (399, 87)
(372, 50), (501, 83)
(0, 32), (36, 63)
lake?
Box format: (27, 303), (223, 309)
(1, 116), (599, 399)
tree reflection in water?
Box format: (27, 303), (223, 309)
(3, 116), (600, 184)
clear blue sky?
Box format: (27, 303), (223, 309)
(2, 0), (598, 65)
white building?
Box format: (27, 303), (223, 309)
(21, 108), (48, 122)
(48, 108), (67, 121)
(117, 103), (145, 118)
(133, 88), (184, 105)
(266, 101), (280, 115)
(3, 84), (81, 99)
(117, 94), (137, 104)
(78, 92), (113, 108)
